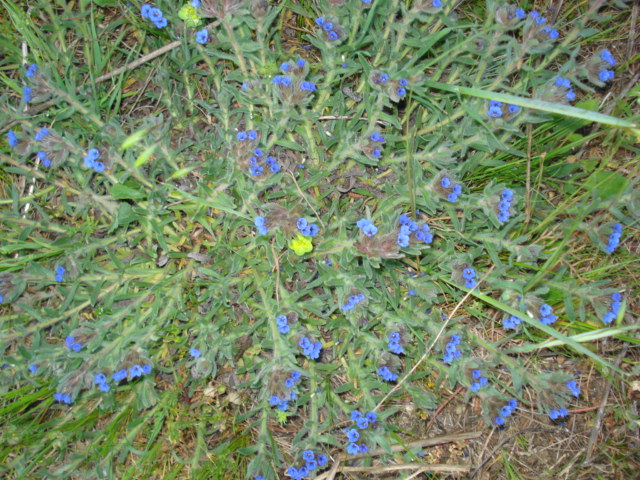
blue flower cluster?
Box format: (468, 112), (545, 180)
(554, 77), (576, 102)
(53, 392), (72, 404)
(26, 63), (38, 78)
(83, 148), (105, 172)
(398, 214), (433, 247)
(367, 131), (385, 158)
(34, 127), (48, 142)
(471, 369), (489, 393)
(65, 335), (82, 352)
(195, 28), (209, 44)
(566, 380), (580, 398)
(443, 335), (462, 363)
(296, 218), (319, 237)
(356, 218), (378, 237)
(189, 347), (201, 358)
(7, 130), (18, 147)
(439, 176), (462, 202)
(598, 49), (616, 82)
(94, 373), (110, 392)
(276, 314), (290, 334)
(286, 449), (328, 480)
(55, 266), (65, 282)
(247, 148), (281, 175)
(603, 292), (622, 324)
(549, 407), (568, 420)
(396, 77), (408, 98)
(487, 100), (520, 118)
(388, 331), (404, 355)
(378, 365), (398, 382)
(34, 127), (52, 167)
(298, 336), (322, 360)
(141, 4), (167, 28)
(462, 267), (477, 289)
(254, 216), (268, 236)
(503, 314), (523, 329)
(341, 293), (365, 312)
(344, 411), (375, 455)
(23, 86), (33, 103)
(605, 223), (623, 254)
(112, 364), (152, 382)
(237, 130), (258, 142)
(494, 399), (517, 426)
(497, 188), (514, 223)
(269, 370), (301, 411)
(315, 17), (339, 41)
(539, 303), (557, 325)
(527, 10), (559, 39)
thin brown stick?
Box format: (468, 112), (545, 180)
(340, 463), (471, 474)
(426, 386), (465, 434)
(469, 428), (555, 478)
(93, 20), (221, 85)
(316, 431), (482, 480)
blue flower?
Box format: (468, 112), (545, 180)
(53, 392), (72, 404)
(130, 364), (144, 378)
(191, 0), (201, 6)
(94, 373), (107, 384)
(296, 58), (305, 68)
(566, 380), (580, 397)
(112, 368), (127, 382)
(365, 411), (377, 423)
(358, 443), (368, 453)
(7, 130), (18, 147)
(441, 176), (451, 188)
(397, 234), (410, 247)
(65, 335), (82, 352)
(269, 395), (280, 405)
(196, 29), (209, 44)
(276, 314), (290, 334)
(433, 0), (442, 6)
(488, 105), (502, 117)
(296, 218), (308, 230)
(549, 408), (568, 420)
(388, 341), (404, 355)
(462, 267), (476, 280)
(378, 365), (398, 381)
(346, 443), (360, 455)
(25, 63), (38, 78)
(35, 127), (49, 141)
(494, 415), (505, 426)
(400, 78), (408, 87)
(323, 22), (333, 32)
(515, 8), (525, 19)
(273, 75), (292, 87)
(302, 450), (314, 461)
(328, 31), (338, 41)
(29, 364), (38, 374)
(605, 223), (623, 253)
(300, 81), (317, 92)
(503, 315), (522, 329)
(600, 49), (616, 66)
(306, 459), (317, 470)
(598, 69), (614, 82)
(317, 454), (328, 466)
(141, 4), (152, 18)
(142, 364), (152, 375)
(190, 347), (201, 358)
(355, 417), (369, 429)
(98, 382), (110, 392)
(290, 370), (301, 382)
(377, 73), (389, 84)
(555, 77), (571, 88)
(23, 86), (32, 102)
(370, 132), (384, 142)
(237, 131), (248, 141)
(346, 428), (359, 442)
(508, 104), (521, 114)
(397, 87), (406, 97)
(315, 17), (324, 26)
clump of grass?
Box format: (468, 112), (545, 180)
(1, 0), (638, 478)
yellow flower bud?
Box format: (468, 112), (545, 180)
(289, 234), (313, 256)
(178, 5), (202, 27)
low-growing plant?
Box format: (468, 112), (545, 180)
(1, 0), (638, 478)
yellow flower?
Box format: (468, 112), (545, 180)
(178, 4), (202, 27)
(289, 234), (313, 256)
